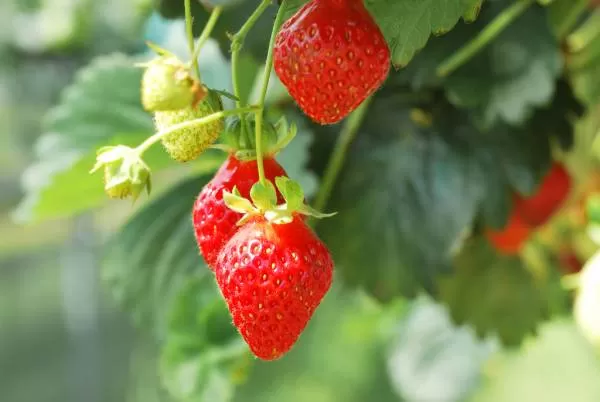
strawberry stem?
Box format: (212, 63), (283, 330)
(184, 0), (197, 76)
(230, 0), (273, 153)
(190, 6), (223, 80)
(436, 0), (534, 78)
(254, 0), (289, 184)
(135, 106), (259, 155)
(310, 97), (373, 227)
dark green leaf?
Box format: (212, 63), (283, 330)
(366, 0), (484, 67)
(399, 3), (562, 127)
(319, 94), (554, 300)
(439, 237), (562, 346)
(103, 175), (211, 338)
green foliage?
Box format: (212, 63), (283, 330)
(103, 175), (210, 337)
(471, 320), (600, 401)
(440, 237), (562, 346)
(400, 2), (562, 127)
(160, 275), (248, 402)
(13, 54), (167, 223)
(319, 93), (559, 301)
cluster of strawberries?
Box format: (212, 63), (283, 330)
(191, 156), (334, 361)
(486, 162), (573, 254)
(189, 0), (391, 361)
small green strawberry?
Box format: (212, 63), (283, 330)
(154, 92), (224, 162)
(141, 56), (205, 112)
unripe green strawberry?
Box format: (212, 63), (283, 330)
(141, 56), (203, 112)
(154, 97), (224, 162)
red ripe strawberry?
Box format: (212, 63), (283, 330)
(486, 213), (531, 255)
(513, 162), (572, 227)
(215, 217), (333, 360)
(273, 0), (390, 125)
(193, 156), (287, 269)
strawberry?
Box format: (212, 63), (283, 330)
(273, 0), (390, 125)
(193, 156), (288, 269)
(214, 217), (333, 360)
(141, 56), (202, 112)
(486, 212), (531, 255)
(154, 96), (223, 162)
(513, 162), (572, 227)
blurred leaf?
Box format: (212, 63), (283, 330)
(400, 3), (562, 127)
(566, 11), (600, 106)
(471, 320), (600, 402)
(439, 237), (563, 346)
(447, 5), (561, 127)
(319, 94), (554, 301)
(160, 275), (248, 402)
(387, 297), (498, 402)
(14, 53), (162, 223)
(103, 175), (210, 338)
(366, 0), (484, 67)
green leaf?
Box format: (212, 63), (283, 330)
(387, 297), (497, 402)
(160, 275), (249, 402)
(449, 6), (561, 127)
(366, 0), (484, 67)
(14, 53), (162, 223)
(103, 175), (211, 338)
(400, 4), (562, 127)
(319, 95), (554, 300)
(471, 320), (600, 402)
(439, 237), (562, 346)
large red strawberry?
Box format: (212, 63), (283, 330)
(486, 212), (531, 255)
(214, 217), (333, 360)
(193, 156), (287, 269)
(513, 162), (572, 227)
(273, 0), (390, 125)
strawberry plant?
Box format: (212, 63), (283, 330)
(13, 0), (600, 400)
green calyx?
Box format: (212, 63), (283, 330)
(218, 115), (297, 160)
(222, 176), (335, 225)
(90, 145), (151, 201)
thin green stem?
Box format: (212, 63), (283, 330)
(436, 0), (534, 78)
(229, 0), (272, 148)
(191, 7), (223, 79)
(184, 0), (196, 66)
(254, 0), (289, 184)
(310, 97), (373, 225)
(555, 0), (589, 39)
(135, 107), (259, 155)
(231, 0), (272, 108)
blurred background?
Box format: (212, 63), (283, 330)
(2, 1), (600, 402)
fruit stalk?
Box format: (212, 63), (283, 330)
(436, 0), (534, 78)
(191, 6), (223, 78)
(311, 96), (372, 224)
(136, 106), (258, 155)
(254, 0), (289, 184)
